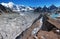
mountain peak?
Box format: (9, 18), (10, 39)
(1, 2), (14, 8)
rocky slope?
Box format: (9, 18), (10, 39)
(16, 14), (60, 39)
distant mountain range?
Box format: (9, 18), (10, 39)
(0, 2), (60, 13)
(34, 5), (59, 13)
(1, 2), (34, 12)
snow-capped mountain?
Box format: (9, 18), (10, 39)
(1, 2), (34, 12)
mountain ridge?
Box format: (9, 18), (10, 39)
(1, 2), (34, 12)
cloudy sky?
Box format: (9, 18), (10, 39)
(0, 0), (60, 7)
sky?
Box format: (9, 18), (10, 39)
(0, 0), (60, 7)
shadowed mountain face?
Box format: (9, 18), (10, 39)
(0, 4), (7, 12)
(34, 6), (50, 13)
(34, 7), (42, 12)
(42, 6), (49, 12)
(49, 5), (58, 10)
(0, 4), (12, 13)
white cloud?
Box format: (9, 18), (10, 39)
(1, 2), (14, 8)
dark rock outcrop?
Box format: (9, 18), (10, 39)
(41, 14), (58, 31)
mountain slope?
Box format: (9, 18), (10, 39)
(0, 4), (12, 13)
